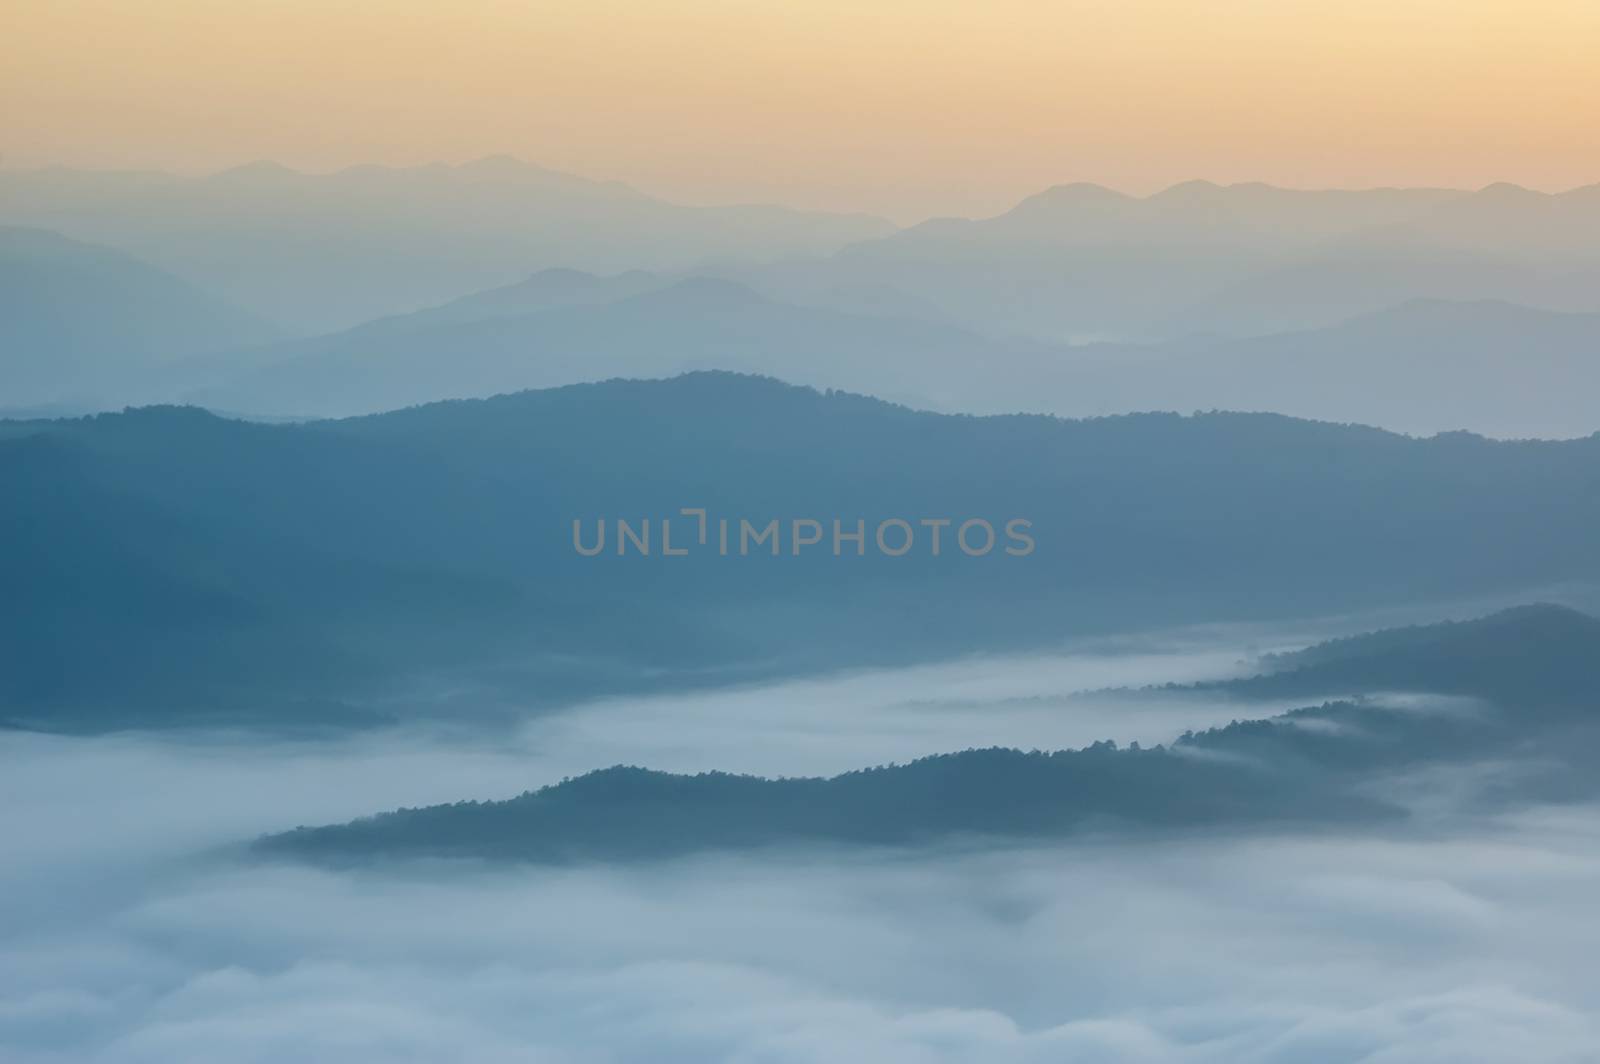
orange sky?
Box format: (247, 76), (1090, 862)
(4, 0), (1598, 222)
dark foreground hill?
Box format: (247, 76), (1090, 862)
(1214, 604), (1600, 707)
(255, 604), (1600, 864)
(5, 373), (1600, 729)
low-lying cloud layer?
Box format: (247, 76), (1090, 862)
(3, 633), (1595, 1062)
(6, 812), (1597, 1062)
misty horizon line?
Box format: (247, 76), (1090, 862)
(9, 154), (1600, 226)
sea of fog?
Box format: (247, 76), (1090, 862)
(3, 616), (1598, 1062)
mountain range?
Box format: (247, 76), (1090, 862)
(0, 157), (895, 333)
(7, 168), (1600, 346)
(5, 373), (1599, 730)
(163, 273), (1600, 438)
(8, 170), (1600, 438)
(801, 179), (1600, 342)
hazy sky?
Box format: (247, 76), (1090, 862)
(5, 0), (1599, 221)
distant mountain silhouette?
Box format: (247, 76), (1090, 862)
(765, 181), (1600, 342)
(254, 603), (1600, 864)
(1040, 299), (1600, 438)
(0, 160), (895, 331)
(13, 167), (1600, 343)
(167, 280), (1600, 437)
(176, 276), (1060, 417)
(347, 268), (667, 336)
(0, 227), (280, 407)
(13, 169), (1600, 434)
(6, 373), (1600, 729)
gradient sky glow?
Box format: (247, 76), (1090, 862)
(5, 0), (1599, 221)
